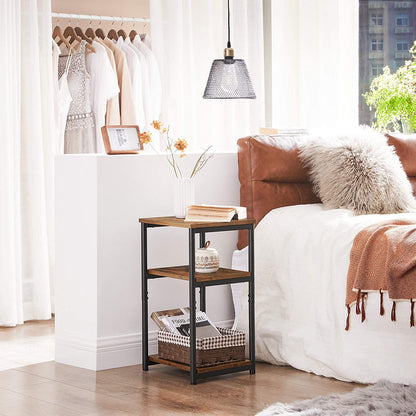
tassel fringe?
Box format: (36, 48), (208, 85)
(391, 301), (396, 322)
(361, 292), (366, 323)
(379, 290), (384, 316)
(345, 305), (350, 331)
(355, 289), (361, 314)
(348, 292), (416, 329)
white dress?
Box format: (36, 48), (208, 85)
(133, 34), (162, 122)
(53, 40), (72, 155)
(86, 40), (119, 153)
(59, 40), (96, 154)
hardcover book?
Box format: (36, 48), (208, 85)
(185, 204), (247, 222)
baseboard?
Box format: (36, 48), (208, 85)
(96, 330), (158, 370)
(55, 334), (98, 370)
(55, 319), (234, 371)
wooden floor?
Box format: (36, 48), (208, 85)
(0, 321), (360, 416)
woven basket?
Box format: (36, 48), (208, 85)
(158, 327), (245, 367)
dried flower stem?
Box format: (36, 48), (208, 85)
(166, 127), (183, 178)
(190, 145), (213, 178)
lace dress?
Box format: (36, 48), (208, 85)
(58, 40), (96, 154)
(53, 40), (72, 154)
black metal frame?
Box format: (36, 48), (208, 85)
(141, 220), (255, 384)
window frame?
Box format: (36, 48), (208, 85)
(371, 38), (384, 51)
(396, 39), (410, 51)
(371, 63), (384, 77)
(370, 13), (383, 26)
(396, 14), (409, 26)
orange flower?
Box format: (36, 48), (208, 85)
(162, 127), (167, 133)
(151, 120), (163, 130)
(174, 138), (188, 152)
(139, 131), (152, 144)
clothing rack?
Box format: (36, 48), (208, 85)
(51, 12), (150, 24)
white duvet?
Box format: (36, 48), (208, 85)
(233, 204), (416, 384)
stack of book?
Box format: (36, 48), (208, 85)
(151, 307), (222, 338)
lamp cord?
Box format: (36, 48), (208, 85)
(227, 0), (231, 48)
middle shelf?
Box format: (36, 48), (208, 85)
(147, 266), (251, 286)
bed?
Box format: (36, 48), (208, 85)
(232, 132), (416, 384)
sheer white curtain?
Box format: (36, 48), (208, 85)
(0, 0), (53, 326)
(271, 0), (359, 129)
(150, 0), (265, 152)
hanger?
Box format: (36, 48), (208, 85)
(85, 27), (95, 39)
(63, 24), (82, 44)
(107, 29), (118, 40)
(95, 16), (105, 39)
(129, 18), (138, 42)
(118, 29), (127, 39)
(117, 17), (127, 40)
(84, 16), (96, 41)
(107, 19), (119, 40)
(52, 25), (72, 51)
(64, 21), (95, 53)
(75, 27), (93, 44)
(129, 29), (137, 42)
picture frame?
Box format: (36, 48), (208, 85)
(101, 125), (143, 155)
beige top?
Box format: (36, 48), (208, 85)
(95, 38), (120, 125)
(103, 38), (137, 125)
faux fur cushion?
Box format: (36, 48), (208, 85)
(299, 127), (416, 214)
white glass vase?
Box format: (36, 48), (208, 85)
(174, 178), (195, 218)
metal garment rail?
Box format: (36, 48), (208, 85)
(51, 12), (150, 24)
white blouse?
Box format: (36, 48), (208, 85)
(133, 34), (162, 123)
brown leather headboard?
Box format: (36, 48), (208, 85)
(237, 133), (416, 250)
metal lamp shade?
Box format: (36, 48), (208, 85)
(203, 58), (256, 99)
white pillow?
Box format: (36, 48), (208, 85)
(299, 127), (416, 214)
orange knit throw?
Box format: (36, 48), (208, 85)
(345, 220), (416, 330)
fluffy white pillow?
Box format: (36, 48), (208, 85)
(299, 127), (416, 214)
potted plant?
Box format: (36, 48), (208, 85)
(364, 41), (416, 133)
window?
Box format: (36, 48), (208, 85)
(396, 14), (409, 26)
(371, 38), (384, 51)
(359, 1), (416, 126)
(397, 39), (410, 50)
(370, 13), (383, 26)
(371, 64), (384, 76)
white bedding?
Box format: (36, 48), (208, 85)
(233, 203), (416, 384)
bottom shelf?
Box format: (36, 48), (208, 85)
(148, 355), (251, 374)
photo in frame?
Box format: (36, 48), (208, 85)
(101, 125), (143, 154)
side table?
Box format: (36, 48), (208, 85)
(139, 216), (256, 385)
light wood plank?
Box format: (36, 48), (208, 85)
(4, 319), (362, 416)
(147, 266), (251, 282)
(139, 216), (255, 229)
(0, 387), (83, 416)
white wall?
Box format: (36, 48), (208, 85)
(55, 152), (240, 370)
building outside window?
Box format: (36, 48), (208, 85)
(371, 38), (384, 50)
(370, 13), (383, 25)
(359, 0), (416, 126)
(396, 13), (410, 25)
(397, 39), (410, 49)
(371, 63), (384, 76)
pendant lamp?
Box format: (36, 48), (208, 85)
(203, 0), (256, 99)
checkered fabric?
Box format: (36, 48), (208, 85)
(158, 327), (245, 350)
